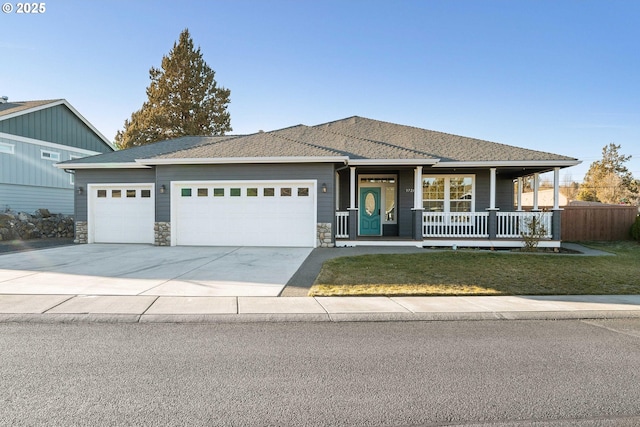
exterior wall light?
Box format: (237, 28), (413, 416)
(77, 187), (83, 195)
(322, 183), (327, 193)
(160, 185), (166, 194)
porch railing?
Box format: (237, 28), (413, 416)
(335, 211), (350, 238)
(422, 212), (489, 238)
(496, 211), (552, 239)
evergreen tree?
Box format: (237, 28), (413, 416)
(577, 143), (638, 204)
(115, 29), (231, 149)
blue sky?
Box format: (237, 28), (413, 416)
(3, 0), (639, 182)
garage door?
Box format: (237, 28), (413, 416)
(173, 180), (316, 247)
(89, 184), (155, 244)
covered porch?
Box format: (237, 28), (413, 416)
(334, 165), (564, 248)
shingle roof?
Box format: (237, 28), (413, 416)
(0, 100), (62, 118)
(59, 116), (578, 167)
(315, 116), (576, 162)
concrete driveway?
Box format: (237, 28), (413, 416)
(0, 244), (312, 297)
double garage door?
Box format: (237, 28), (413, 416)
(173, 181), (317, 247)
(88, 181), (317, 247)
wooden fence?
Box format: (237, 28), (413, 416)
(561, 205), (638, 241)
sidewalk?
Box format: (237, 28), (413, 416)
(2, 293), (640, 323)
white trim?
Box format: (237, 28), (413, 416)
(0, 100), (114, 150)
(138, 156), (348, 166)
(432, 160), (581, 168)
(335, 239), (561, 249)
(349, 159), (439, 166)
(414, 166), (423, 210)
(553, 167), (560, 210)
(55, 162), (152, 169)
(489, 168), (496, 210)
(0, 141), (14, 154)
(0, 132), (102, 156)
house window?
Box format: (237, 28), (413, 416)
(0, 142), (14, 154)
(423, 176), (474, 213)
(41, 150), (60, 161)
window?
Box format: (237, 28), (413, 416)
(263, 188), (275, 197)
(213, 188), (224, 197)
(0, 142), (14, 154)
(298, 187), (309, 197)
(230, 188), (241, 197)
(281, 188), (292, 197)
(41, 150), (60, 161)
(423, 176), (474, 213)
(127, 190), (136, 198)
(181, 188), (192, 197)
(197, 188), (208, 197)
(112, 190), (122, 198)
(141, 190), (151, 198)
(247, 188), (258, 197)
(97, 190), (107, 198)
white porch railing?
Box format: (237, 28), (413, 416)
(496, 211), (552, 239)
(335, 211), (349, 238)
(422, 212), (489, 238)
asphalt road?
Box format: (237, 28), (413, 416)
(2, 320), (640, 426)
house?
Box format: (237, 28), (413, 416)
(0, 98), (114, 214)
(56, 116), (580, 248)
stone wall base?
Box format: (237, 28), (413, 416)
(317, 223), (334, 248)
(75, 221), (88, 244)
(154, 222), (171, 246)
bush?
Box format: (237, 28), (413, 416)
(631, 215), (640, 242)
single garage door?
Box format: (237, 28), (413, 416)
(173, 180), (317, 247)
(89, 184), (155, 244)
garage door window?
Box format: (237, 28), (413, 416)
(230, 188), (241, 197)
(97, 190), (107, 198)
(247, 188), (258, 197)
(281, 188), (291, 197)
(197, 188), (208, 197)
(298, 187), (309, 196)
(264, 188), (275, 197)
(181, 188), (192, 197)
(214, 188), (224, 197)
(112, 190), (121, 198)
(127, 190), (136, 198)
(141, 190), (151, 198)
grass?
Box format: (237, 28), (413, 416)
(308, 241), (640, 297)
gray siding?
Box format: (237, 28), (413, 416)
(0, 183), (74, 215)
(0, 135), (93, 189)
(74, 168), (156, 221)
(155, 163), (337, 223)
(397, 169), (415, 238)
(0, 105), (112, 153)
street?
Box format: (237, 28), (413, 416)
(2, 320), (640, 426)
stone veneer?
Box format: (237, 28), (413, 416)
(75, 221), (88, 244)
(317, 223), (333, 248)
(154, 222), (171, 246)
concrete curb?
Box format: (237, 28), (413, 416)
(4, 310), (640, 324)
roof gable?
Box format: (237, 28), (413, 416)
(0, 99), (114, 153)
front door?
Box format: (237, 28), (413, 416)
(359, 187), (381, 235)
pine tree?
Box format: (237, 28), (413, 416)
(115, 29), (231, 149)
(577, 143), (638, 204)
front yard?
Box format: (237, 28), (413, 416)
(309, 242), (640, 296)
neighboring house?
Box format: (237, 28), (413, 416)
(57, 116), (580, 248)
(0, 98), (114, 215)
(520, 188), (569, 209)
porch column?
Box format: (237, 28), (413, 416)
(488, 168), (498, 239)
(348, 166), (358, 239)
(532, 173), (540, 211)
(552, 167), (562, 240)
(516, 178), (523, 211)
(489, 168), (497, 210)
(412, 166), (424, 241)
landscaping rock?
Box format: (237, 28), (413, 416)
(0, 209), (74, 240)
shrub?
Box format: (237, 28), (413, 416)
(631, 215), (640, 242)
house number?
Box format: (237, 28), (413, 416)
(405, 188), (415, 193)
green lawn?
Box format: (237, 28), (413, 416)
(309, 241), (640, 297)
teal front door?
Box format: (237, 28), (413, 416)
(359, 187), (381, 235)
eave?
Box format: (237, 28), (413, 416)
(54, 162), (152, 170)
(431, 160), (581, 168)
(136, 156), (349, 165)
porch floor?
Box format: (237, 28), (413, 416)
(335, 238), (561, 249)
